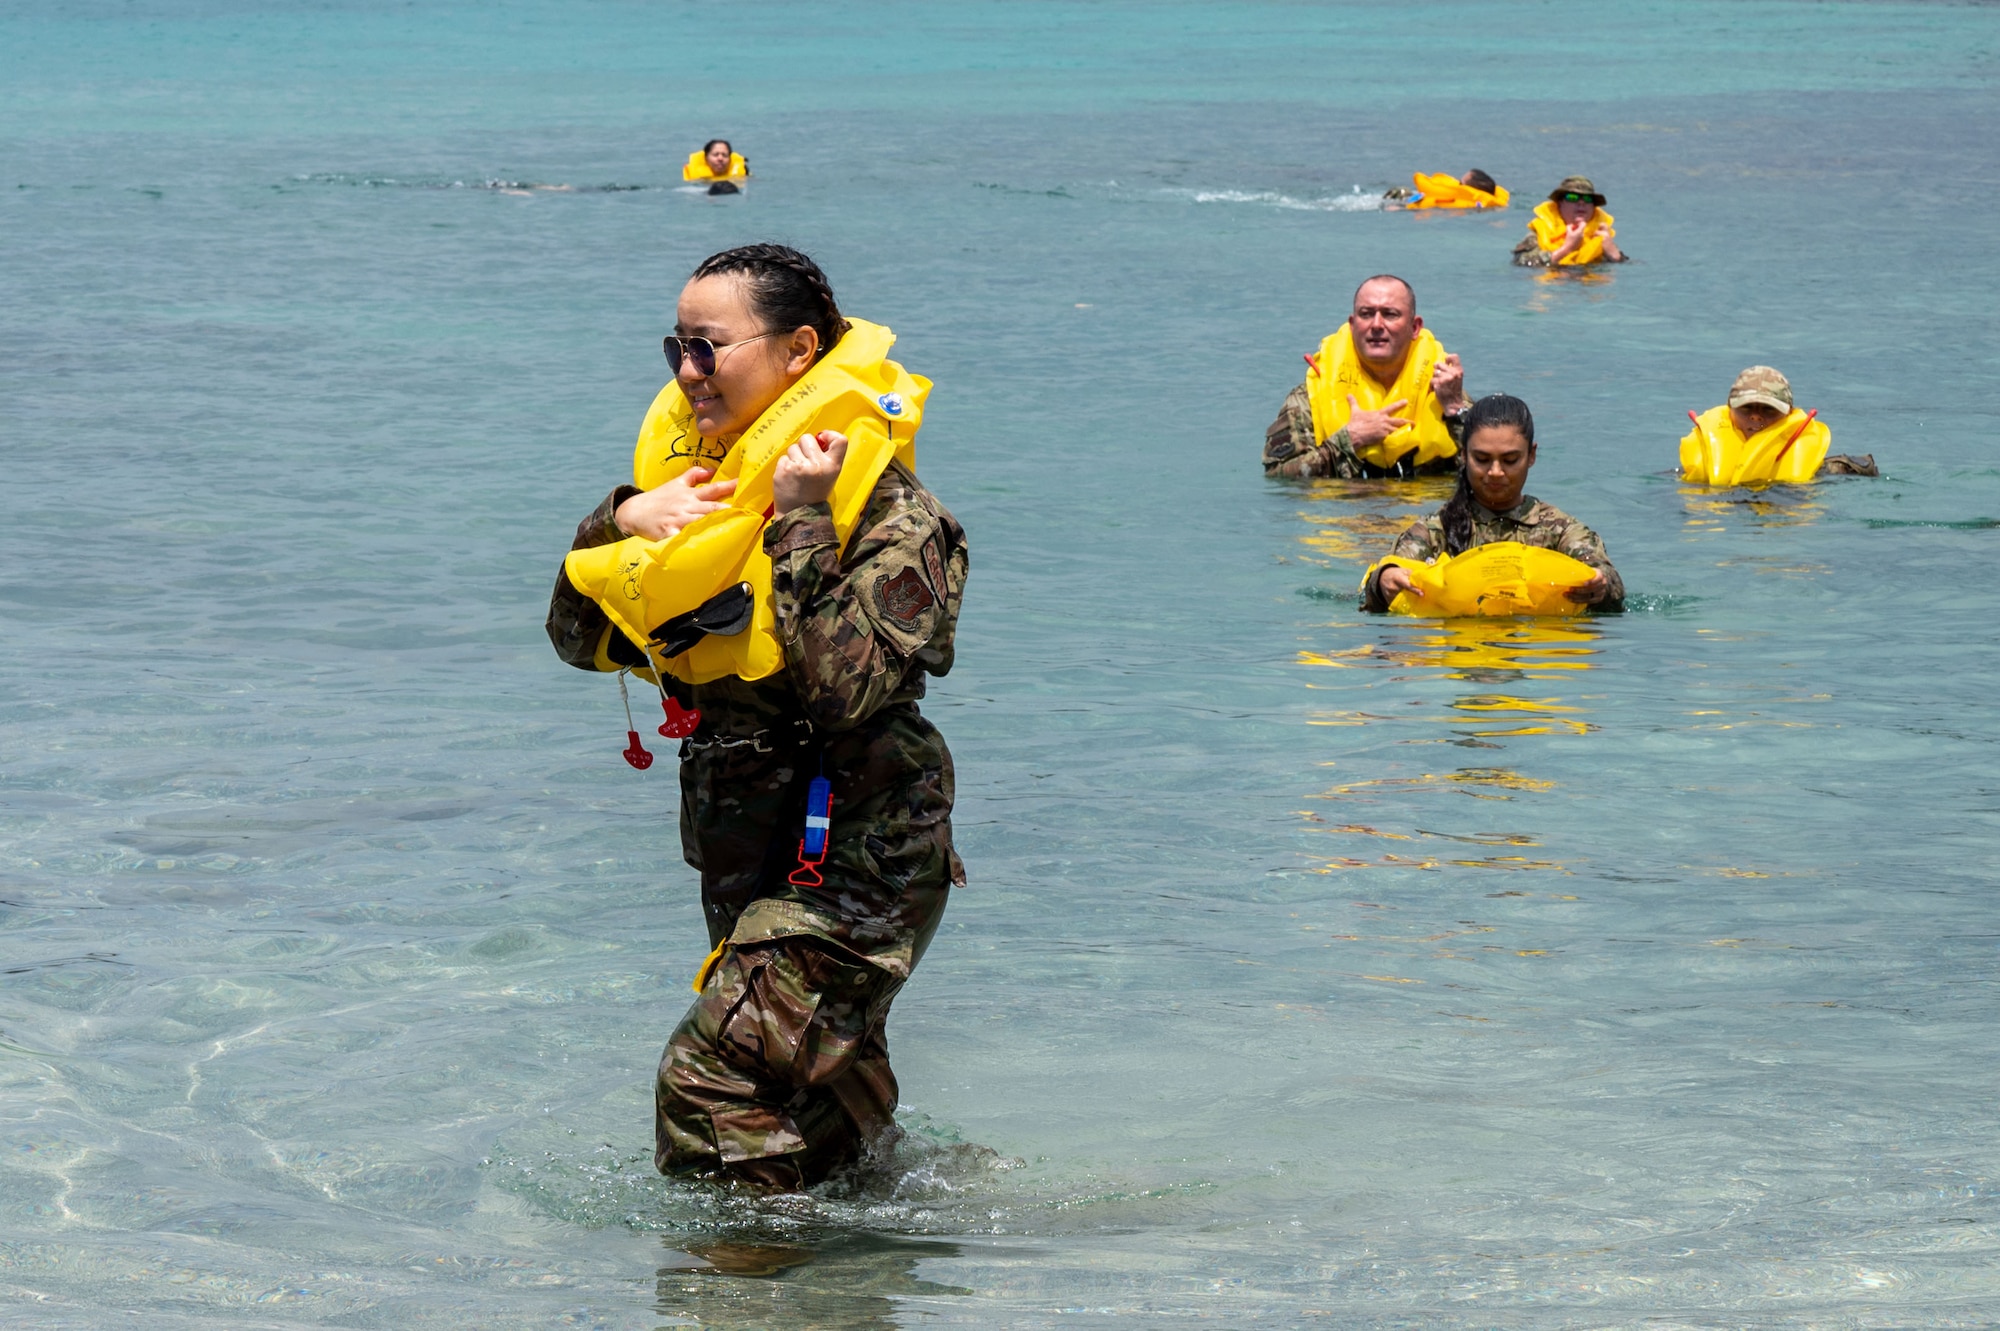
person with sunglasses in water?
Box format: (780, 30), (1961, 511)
(1360, 393), (1624, 612)
(1512, 176), (1629, 268)
(545, 243), (968, 1191)
(1263, 274), (1473, 479)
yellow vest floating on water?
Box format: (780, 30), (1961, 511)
(682, 150), (749, 182)
(564, 319), (926, 684)
(1407, 172), (1509, 210)
(1367, 541), (1597, 617)
(1679, 405), (1829, 486)
(1526, 200), (1615, 265)
(1305, 324), (1457, 471)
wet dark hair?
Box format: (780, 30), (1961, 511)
(703, 139), (731, 155)
(1463, 168), (1497, 193)
(1352, 273), (1414, 311)
(690, 243), (849, 361)
(1439, 394), (1536, 555)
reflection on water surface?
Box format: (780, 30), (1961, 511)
(1304, 617), (1603, 680)
(1681, 482), (1829, 531)
(659, 1234), (969, 1330)
(1293, 476), (1454, 567)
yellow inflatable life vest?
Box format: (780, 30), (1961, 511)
(1407, 172), (1509, 210)
(1365, 541), (1598, 617)
(1679, 405), (1829, 486)
(1527, 200), (1615, 265)
(1305, 324), (1458, 471)
(564, 319), (927, 685)
(682, 150), (749, 182)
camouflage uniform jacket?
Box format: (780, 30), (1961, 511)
(1263, 381), (1467, 480)
(1359, 494), (1625, 612)
(546, 460), (968, 979)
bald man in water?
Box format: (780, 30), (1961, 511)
(1262, 275), (1471, 480)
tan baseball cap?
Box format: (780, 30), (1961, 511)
(1548, 175), (1606, 205)
(1728, 365), (1794, 413)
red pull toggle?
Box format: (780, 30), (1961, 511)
(658, 698), (701, 739)
(787, 846), (824, 889)
(622, 730), (655, 770)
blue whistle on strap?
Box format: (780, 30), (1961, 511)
(803, 776), (832, 856)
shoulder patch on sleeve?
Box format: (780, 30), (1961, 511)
(874, 565), (937, 633)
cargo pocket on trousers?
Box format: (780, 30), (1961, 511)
(707, 1103), (808, 1164)
(718, 941), (889, 1090)
(715, 947), (823, 1087)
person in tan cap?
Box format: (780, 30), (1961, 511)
(1512, 176), (1627, 267)
(1679, 366), (1877, 484)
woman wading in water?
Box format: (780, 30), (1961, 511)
(1360, 393), (1623, 612)
(547, 244), (967, 1190)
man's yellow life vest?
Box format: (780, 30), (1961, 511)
(1407, 172), (1509, 210)
(1305, 324), (1458, 471)
(1366, 541), (1597, 617)
(1679, 405), (1830, 486)
(564, 319), (927, 685)
(682, 150), (749, 181)
(1527, 200), (1615, 265)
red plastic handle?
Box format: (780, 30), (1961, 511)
(658, 697), (701, 739)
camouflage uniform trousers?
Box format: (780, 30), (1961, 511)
(651, 692), (957, 1190)
(656, 935), (909, 1191)
(1262, 381), (1463, 480)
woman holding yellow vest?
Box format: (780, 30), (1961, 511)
(1262, 274), (1471, 479)
(1361, 394), (1623, 614)
(545, 244), (967, 1191)
(1511, 176), (1628, 268)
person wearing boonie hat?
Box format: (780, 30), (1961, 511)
(1512, 175), (1628, 267)
(1678, 365), (1878, 483)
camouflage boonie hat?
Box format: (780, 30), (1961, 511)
(1548, 175), (1606, 205)
(1728, 365), (1793, 413)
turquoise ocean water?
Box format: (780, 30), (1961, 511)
(5, 2), (2000, 1325)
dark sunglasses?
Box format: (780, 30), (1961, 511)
(1558, 192), (1595, 204)
(662, 331), (778, 377)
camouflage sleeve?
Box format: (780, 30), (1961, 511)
(765, 467), (966, 732)
(546, 486), (645, 671)
(1548, 518), (1625, 611)
(1360, 517), (1445, 612)
(1262, 382), (1317, 474)
(1511, 234), (1550, 268)
(1263, 383), (1365, 479)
